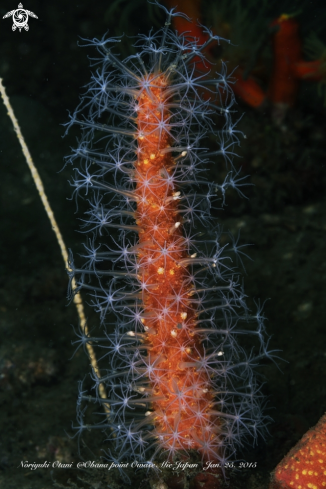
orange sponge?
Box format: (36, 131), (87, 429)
(269, 413), (326, 489)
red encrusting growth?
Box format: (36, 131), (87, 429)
(135, 75), (220, 458)
(269, 413), (326, 489)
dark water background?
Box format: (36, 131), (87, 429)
(0, 0), (325, 487)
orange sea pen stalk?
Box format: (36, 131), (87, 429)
(269, 14), (302, 108)
(135, 74), (219, 458)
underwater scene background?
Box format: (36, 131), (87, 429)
(0, 0), (326, 487)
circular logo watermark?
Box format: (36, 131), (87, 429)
(2, 3), (38, 32)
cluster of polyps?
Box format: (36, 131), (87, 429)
(66, 3), (272, 472)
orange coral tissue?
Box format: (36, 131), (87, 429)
(270, 413), (326, 489)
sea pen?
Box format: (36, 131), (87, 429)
(65, 2), (273, 472)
